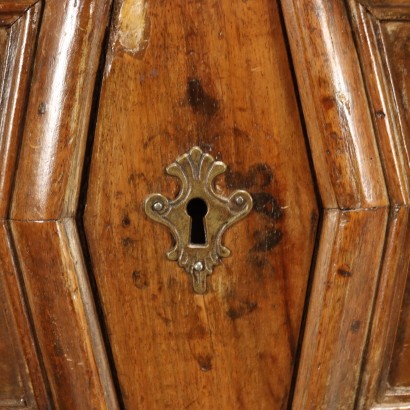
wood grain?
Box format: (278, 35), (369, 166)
(382, 16), (410, 395)
(347, 2), (410, 408)
(291, 209), (388, 409)
(84, 0), (318, 408)
(11, 220), (114, 410)
(0, 5), (50, 409)
(281, 1), (391, 408)
(347, 3), (410, 206)
(0, 223), (49, 409)
(281, 0), (388, 210)
(11, 0), (110, 220)
(7, 0), (119, 408)
(0, 5), (40, 218)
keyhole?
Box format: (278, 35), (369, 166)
(187, 198), (208, 245)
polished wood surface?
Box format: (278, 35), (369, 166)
(0, 4), (49, 408)
(347, 2), (410, 408)
(1, 0), (409, 408)
(84, 0), (318, 407)
(11, 220), (111, 410)
(11, 0), (110, 220)
(0, 6), (39, 218)
(281, 0), (387, 210)
(0, 223), (50, 409)
(383, 12), (410, 393)
(6, 0), (119, 408)
(293, 209), (388, 409)
(282, 0), (392, 408)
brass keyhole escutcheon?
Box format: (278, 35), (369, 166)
(144, 146), (253, 294)
(186, 198), (208, 245)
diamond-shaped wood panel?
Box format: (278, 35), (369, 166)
(84, 0), (318, 408)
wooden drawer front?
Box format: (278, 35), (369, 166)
(84, 0), (318, 408)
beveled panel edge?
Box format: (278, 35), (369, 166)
(346, 2), (410, 408)
(348, 2), (410, 206)
(281, 0), (388, 211)
(281, 0), (399, 408)
(10, 220), (119, 410)
(0, 4), (51, 409)
(0, 3), (41, 218)
(0, 223), (50, 409)
(291, 208), (388, 409)
(356, 208), (410, 409)
(5, 0), (120, 408)
(62, 219), (119, 410)
(10, 0), (112, 220)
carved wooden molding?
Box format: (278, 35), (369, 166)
(348, 2), (410, 408)
(2, 0), (119, 408)
(282, 0), (391, 408)
(0, 4), (49, 408)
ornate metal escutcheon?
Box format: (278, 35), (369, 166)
(144, 146), (253, 294)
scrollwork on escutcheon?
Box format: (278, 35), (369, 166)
(144, 146), (253, 294)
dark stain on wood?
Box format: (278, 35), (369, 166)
(251, 228), (282, 252)
(189, 323), (208, 339)
(247, 254), (276, 281)
(196, 354), (212, 372)
(53, 339), (64, 357)
(337, 268), (352, 278)
(226, 300), (258, 321)
(247, 253), (269, 269)
(252, 192), (283, 220)
(375, 110), (386, 119)
(225, 163), (273, 190)
(321, 96), (335, 111)
(232, 126), (251, 140)
(122, 237), (136, 247)
(350, 320), (361, 333)
(156, 311), (171, 326)
(122, 215), (131, 227)
(132, 270), (149, 289)
(187, 78), (219, 116)
(225, 163), (283, 253)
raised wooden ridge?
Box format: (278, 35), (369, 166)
(0, 4), (49, 408)
(1, 0), (119, 408)
(281, 0), (407, 408)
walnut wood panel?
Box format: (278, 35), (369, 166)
(11, 220), (114, 410)
(281, 0), (387, 210)
(281, 1), (391, 408)
(0, 223), (49, 409)
(346, 3), (410, 207)
(291, 209), (388, 409)
(84, 0), (318, 408)
(346, 2), (410, 408)
(382, 15), (410, 394)
(0, 280), (24, 406)
(11, 0), (111, 220)
(0, 4), (50, 409)
(0, 6), (40, 219)
(7, 0), (119, 408)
